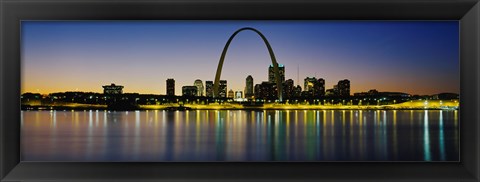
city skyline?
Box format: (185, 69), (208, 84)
(21, 21), (459, 95)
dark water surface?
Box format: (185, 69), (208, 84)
(21, 110), (459, 161)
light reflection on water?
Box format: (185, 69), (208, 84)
(21, 110), (459, 161)
(424, 110), (431, 161)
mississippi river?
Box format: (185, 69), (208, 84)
(21, 110), (459, 161)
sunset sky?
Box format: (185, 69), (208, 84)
(21, 21), (459, 95)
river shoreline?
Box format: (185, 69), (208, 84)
(21, 104), (459, 111)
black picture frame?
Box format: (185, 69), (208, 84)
(1, 0), (479, 181)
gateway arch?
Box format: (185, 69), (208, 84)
(213, 27), (283, 101)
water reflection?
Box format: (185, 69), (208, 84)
(439, 110), (446, 161)
(393, 110), (398, 160)
(21, 110), (459, 161)
(424, 110), (431, 161)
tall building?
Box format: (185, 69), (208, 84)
(293, 85), (302, 97)
(314, 78), (326, 97)
(304, 77), (325, 98)
(205, 81), (213, 97)
(194, 79), (204, 96)
(227, 89), (235, 98)
(283, 79), (295, 99)
(304, 77), (317, 92)
(166, 79), (175, 96)
(235, 91), (243, 99)
(333, 84), (339, 96)
(244, 75), (254, 99)
(103, 83), (124, 95)
(337, 79), (350, 97)
(219, 80), (227, 98)
(268, 64), (285, 84)
(254, 84), (261, 99)
(182, 86), (198, 97)
(254, 81), (276, 99)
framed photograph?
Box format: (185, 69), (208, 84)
(1, 0), (479, 181)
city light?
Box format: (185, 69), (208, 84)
(20, 24), (459, 112)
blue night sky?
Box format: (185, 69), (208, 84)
(21, 21), (459, 95)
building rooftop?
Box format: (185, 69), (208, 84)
(269, 64), (284, 67)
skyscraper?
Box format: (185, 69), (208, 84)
(219, 80), (227, 98)
(268, 64), (285, 84)
(245, 75), (254, 99)
(315, 78), (326, 97)
(205, 81), (213, 97)
(304, 77), (317, 92)
(227, 89), (234, 98)
(254, 84), (261, 99)
(304, 77), (325, 98)
(283, 79), (294, 99)
(337, 79), (350, 97)
(294, 85), (302, 97)
(332, 84), (339, 96)
(166, 79), (175, 96)
(194, 79), (204, 96)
